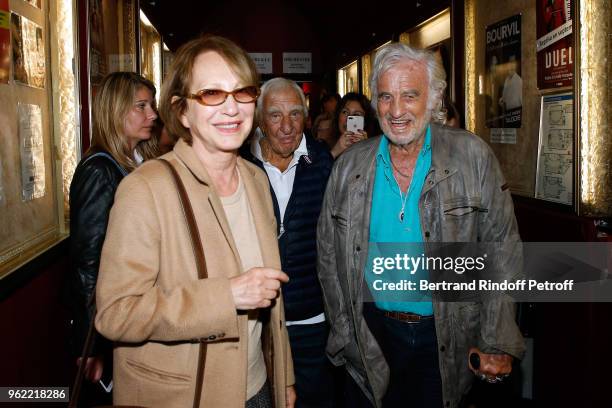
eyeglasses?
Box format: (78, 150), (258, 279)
(186, 86), (260, 106)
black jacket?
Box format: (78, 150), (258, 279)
(67, 151), (126, 355)
(243, 135), (333, 321)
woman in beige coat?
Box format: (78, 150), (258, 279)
(95, 35), (295, 408)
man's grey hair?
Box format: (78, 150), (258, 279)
(369, 42), (447, 123)
(257, 77), (308, 123)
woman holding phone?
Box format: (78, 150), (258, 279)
(330, 92), (376, 158)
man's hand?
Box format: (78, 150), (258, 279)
(286, 385), (296, 408)
(468, 347), (513, 383)
(76, 356), (104, 382)
(230, 267), (289, 309)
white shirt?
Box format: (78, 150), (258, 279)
(250, 128), (325, 326)
(134, 149), (144, 165)
(251, 128), (308, 226)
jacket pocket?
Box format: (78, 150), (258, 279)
(327, 326), (349, 355)
(331, 212), (348, 228)
(125, 358), (192, 385)
(443, 196), (484, 217)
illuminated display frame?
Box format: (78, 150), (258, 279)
(465, 0), (611, 216)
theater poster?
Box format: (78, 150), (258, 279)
(89, 0), (107, 86)
(485, 14), (522, 128)
(537, 0), (573, 89)
(0, 0), (9, 84)
(11, 12), (45, 88)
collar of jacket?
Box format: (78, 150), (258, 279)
(245, 133), (325, 168)
(349, 124), (459, 197)
(424, 124), (459, 194)
(170, 138), (276, 272)
(343, 125), (460, 294)
(173, 138), (258, 185)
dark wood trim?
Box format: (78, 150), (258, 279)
(451, 0), (465, 128)
(0, 239), (69, 302)
(135, 0), (141, 74)
(77, 0), (91, 153)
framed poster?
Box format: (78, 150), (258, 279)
(536, 0), (573, 89)
(485, 14), (522, 128)
(18, 103), (45, 201)
(89, 0), (107, 86)
(283, 52), (311, 74)
(0, 0), (9, 84)
(11, 12), (45, 88)
(535, 92), (573, 204)
(249, 53), (273, 74)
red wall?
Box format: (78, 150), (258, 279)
(0, 241), (73, 393)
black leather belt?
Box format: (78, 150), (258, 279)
(383, 310), (434, 322)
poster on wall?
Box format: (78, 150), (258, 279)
(283, 52), (311, 74)
(249, 53), (273, 74)
(10, 12), (45, 88)
(485, 14), (522, 128)
(89, 0), (107, 86)
(18, 103), (46, 201)
(535, 92), (573, 204)
(490, 128), (517, 144)
(0, 0), (9, 84)
(536, 0), (573, 89)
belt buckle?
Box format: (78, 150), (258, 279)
(400, 311), (422, 323)
(385, 310), (422, 323)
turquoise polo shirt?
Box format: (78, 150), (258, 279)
(366, 127), (433, 315)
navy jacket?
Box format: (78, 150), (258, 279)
(243, 135), (333, 321)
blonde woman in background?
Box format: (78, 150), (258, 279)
(67, 72), (159, 406)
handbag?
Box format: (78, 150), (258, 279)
(69, 158), (208, 408)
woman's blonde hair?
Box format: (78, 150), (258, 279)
(89, 72), (160, 172)
(159, 35), (259, 144)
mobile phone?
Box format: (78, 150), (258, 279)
(347, 115), (364, 132)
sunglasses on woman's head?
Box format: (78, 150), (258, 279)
(186, 86), (260, 106)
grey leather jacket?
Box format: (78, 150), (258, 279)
(317, 124), (525, 408)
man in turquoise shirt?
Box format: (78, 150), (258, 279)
(317, 42), (524, 408)
(366, 128), (433, 315)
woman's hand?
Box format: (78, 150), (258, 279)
(331, 131), (354, 158)
(76, 356), (104, 382)
(331, 130), (368, 158)
(349, 129), (367, 144)
(230, 267), (289, 309)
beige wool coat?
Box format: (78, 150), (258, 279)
(95, 139), (295, 407)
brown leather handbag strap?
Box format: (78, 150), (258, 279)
(158, 159), (208, 280)
(158, 158), (207, 408)
(68, 300), (97, 408)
